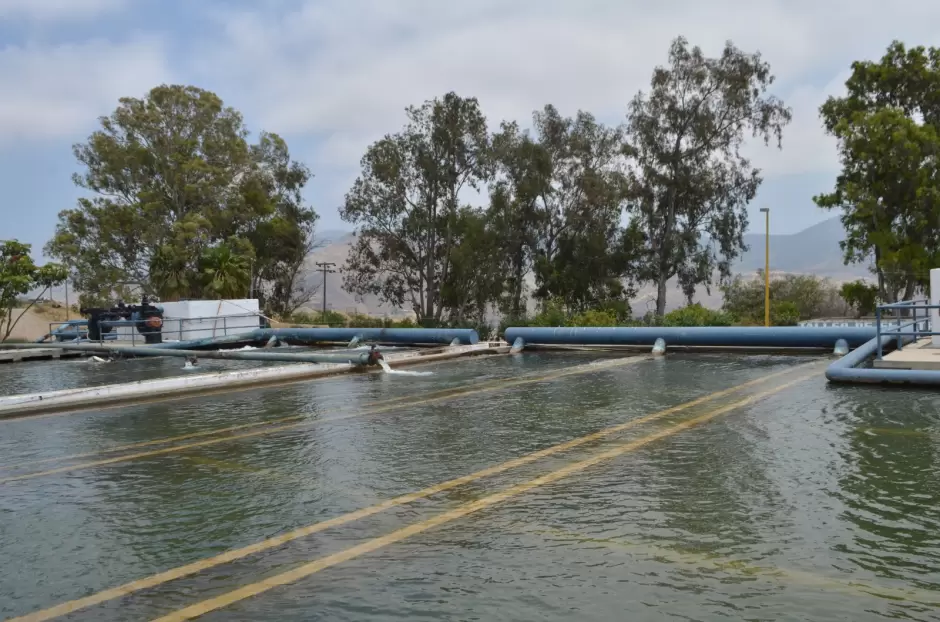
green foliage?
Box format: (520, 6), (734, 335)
(345, 313), (416, 329)
(770, 301), (800, 327)
(45, 84), (317, 315)
(521, 106), (638, 313)
(815, 41), (940, 302)
(568, 309), (620, 327)
(661, 304), (734, 327)
(721, 273), (848, 325)
(0, 240), (68, 341)
(440, 207), (503, 327)
(341, 92), (491, 324)
(288, 309), (346, 326)
(840, 280), (879, 318)
(527, 299), (569, 327)
(627, 36), (792, 316)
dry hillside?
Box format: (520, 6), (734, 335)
(0, 304), (73, 341)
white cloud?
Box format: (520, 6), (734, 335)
(3, 0), (940, 191)
(196, 0), (940, 187)
(0, 0), (123, 20)
(0, 37), (172, 143)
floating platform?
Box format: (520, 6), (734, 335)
(873, 339), (940, 370)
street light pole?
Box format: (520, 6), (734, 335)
(315, 262), (336, 316)
(760, 207), (770, 327)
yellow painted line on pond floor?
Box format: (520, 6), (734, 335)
(0, 356), (647, 471)
(530, 525), (940, 606)
(7, 363), (821, 622)
(150, 372), (817, 622)
(0, 356), (655, 483)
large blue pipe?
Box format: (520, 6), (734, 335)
(825, 335), (940, 385)
(504, 326), (876, 349)
(148, 327), (479, 350)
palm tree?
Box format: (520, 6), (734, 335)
(200, 244), (251, 299)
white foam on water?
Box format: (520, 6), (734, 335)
(378, 359), (433, 376)
(183, 361), (199, 370)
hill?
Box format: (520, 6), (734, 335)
(734, 217), (868, 278)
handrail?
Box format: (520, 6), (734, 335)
(97, 312), (263, 345)
(875, 299), (935, 359)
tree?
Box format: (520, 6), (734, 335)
(341, 92), (491, 323)
(815, 42), (940, 302)
(0, 240), (68, 342)
(487, 121), (550, 319)
(626, 37), (792, 316)
(721, 272), (847, 325)
(527, 106), (637, 316)
(44, 84), (318, 315)
(200, 241), (252, 300)
(840, 280), (879, 318)
(245, 132), (320, 316)
(439, 207), (503, 327)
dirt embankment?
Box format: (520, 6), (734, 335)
(0, 304), (73, 341)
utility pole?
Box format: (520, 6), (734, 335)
(760, 207), (770, 327)
(315, 262), (336, 316)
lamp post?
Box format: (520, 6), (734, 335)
(759, 207), (770, 327)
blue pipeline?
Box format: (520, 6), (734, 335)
(152, 327), (479, 350)
(503, 326), (876, 349)
(825, 335), (940, 385)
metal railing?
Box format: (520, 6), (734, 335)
(102, 313), (263, 345)
(875, 299), (937, 359)
(45, 320), (97, 343)
(48, 313), (264, 345)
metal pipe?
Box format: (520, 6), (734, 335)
(116, 327), (480, 350)
(824, 334), (940, 385)
(503, 326), (876, 349)
(254, 327), (479, 346)
(2, 342), (381, 366)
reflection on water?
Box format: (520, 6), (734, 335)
(0, 353), (938, 621)
(833, 390), (940, 595)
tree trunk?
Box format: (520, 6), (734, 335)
(874, 246), (886, 302)
(655, 272), (668, 317)
(512, 256), (524, 318)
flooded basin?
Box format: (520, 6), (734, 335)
(0, 353), (937, 621)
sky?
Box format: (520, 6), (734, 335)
(1, 0), (939, 257)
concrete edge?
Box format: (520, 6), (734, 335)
(0, 343), (508, 420)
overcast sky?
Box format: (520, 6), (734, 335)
(1, 0), (938, 255)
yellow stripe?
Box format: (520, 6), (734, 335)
(7, 363), (818, 621)
(0, 356), (652, 483)
(152, 372), (816, 621)
(531, 525), (940, 605)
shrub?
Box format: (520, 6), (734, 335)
(840, 280), (879, 318)
(722, 272), (849, 324)
(771, 301), (800, 326)
(662, 303), (735, 327)
(568, 309), (619, 327)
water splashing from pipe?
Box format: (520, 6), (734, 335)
(377, 359), (433, 376)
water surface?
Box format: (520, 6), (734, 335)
(0, 353), (937, 621)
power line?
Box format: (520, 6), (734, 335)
(315, 262), (337, 316)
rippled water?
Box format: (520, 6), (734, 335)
(0, 353), (938, 621)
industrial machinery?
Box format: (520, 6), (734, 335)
(80, 297), (165, 344)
